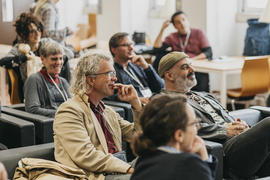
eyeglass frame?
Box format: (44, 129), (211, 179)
(117, 42), (134, 47)
(86, 71), (117, 78)
(187, 118), (201, 130)
(29, 28), (41, 34)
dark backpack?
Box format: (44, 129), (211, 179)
(243, 18), (270, 56)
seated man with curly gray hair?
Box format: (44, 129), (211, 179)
(53, 51), (142, 180)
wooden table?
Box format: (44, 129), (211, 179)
(191, 57), (244, 107)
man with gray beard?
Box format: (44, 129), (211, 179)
(157, 51), (270, 179)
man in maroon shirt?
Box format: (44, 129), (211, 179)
(154, 11), (212, 92)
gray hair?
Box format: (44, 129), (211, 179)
(40, 40), (64, 57)
(70, 50), (113, 96)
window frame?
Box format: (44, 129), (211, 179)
(236, 0), (266, 23)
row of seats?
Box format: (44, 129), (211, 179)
(0, 101), (126, 148)
(1, 102), (270, 179)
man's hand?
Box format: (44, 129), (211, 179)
(139, 97), (149, 105)
(190, 136), (208, 161)
(114, 83), (142, 111)
(126, 167), (134, 174)
(226, 120), (249, 138)
(0, 162), (7, 180)
(131, 55), (149, 69)
(161, 20), (170, 31)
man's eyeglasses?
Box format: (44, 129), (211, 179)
(187, 118), (201, 130)
(117, 43), (134, 47)
(87, 71), (117, 78)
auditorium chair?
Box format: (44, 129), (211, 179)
(0, 113), (35, 148)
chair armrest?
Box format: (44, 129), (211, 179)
(0, 143), (54, 179)
(229, 108), (261, 127)
(250, 106), (270, 118)
(205, 140), (223, 180)
(1, 107), (54, 144)
(103, 100), (133, 122)
(0, 113), (35, 148)
(6, 103), (25, 111)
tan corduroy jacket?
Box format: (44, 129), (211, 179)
(53, 94), (139, 180)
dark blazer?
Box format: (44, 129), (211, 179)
(106, 62), (164, 101)
(131, 150), (216, 180)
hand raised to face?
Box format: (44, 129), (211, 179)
(190, 135), (208, 161)
(131, 55), (149, 69)
(114, 83), (142, 111)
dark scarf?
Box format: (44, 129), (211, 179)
(39, 67), (59, 84)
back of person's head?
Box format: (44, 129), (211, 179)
(70, 50), (113, 96)
(132, 94), (189, 156)
(40, 41), (63, 57)
(109, 32), (129, 56)
(14, 12), (43, 42)
(171, 11), (185, 25)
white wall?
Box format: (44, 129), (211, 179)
(57, 0), (248, 58)
(56, 0), (87, 30)
(182, 0), (247, 58)
(97, 0), (121, 41)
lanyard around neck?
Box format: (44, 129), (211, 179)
(179, 30), (190, 51)
(124, 67), (145, 89)
(47, 73), (68, 101)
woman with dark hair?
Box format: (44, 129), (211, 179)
(0, 12), (73, 102)
(131, 94), (216, 180)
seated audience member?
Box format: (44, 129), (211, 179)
(33, 0), (73, 45)
(24, 41), (71, 117)
(131, 94), (216, 180)
(107, 32), (164, 104)
(53, 51), (142, 179)
(157, 51), (270, 179)
(154, 11), (212, 92)
(0, 163), (7, 180)
(0, 12), (73, 102)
